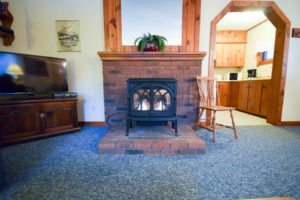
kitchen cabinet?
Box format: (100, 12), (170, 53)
(237, 82), (249, 111)
(215, 31), (247, 68)
(259, 81), (270, 116)
(218, 80), (271, 117)
(218, 82), (230, 106)
(228, 82), (239, 107)
(245, 81), (263, 114)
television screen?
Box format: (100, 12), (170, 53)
(0, 52), (68, 94)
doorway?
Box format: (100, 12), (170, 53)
(208, 1), (290, 125)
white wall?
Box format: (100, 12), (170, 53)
(1, 0), (300, 122)
(200, 0), (300, 121)
(0, 0), (105, 122)
(214, 68), (241, 80)
(242, 21), (276, 79)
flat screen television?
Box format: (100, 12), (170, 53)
(0, 52), (68, 100)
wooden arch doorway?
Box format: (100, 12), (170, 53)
(208, 1), (291, 125)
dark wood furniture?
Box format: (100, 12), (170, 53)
(0, 144), (4, 188)
(0, 2), (14, 46)
(194, 76), (237, 143)
(218, 80), (271, 117)
(0, 98), (80, 145)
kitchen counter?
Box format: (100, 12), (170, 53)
(218, 78), (271, 82)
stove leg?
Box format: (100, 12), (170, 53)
(126, 119), (130, 136)
(174, 120), (178, 136)
(130, 121), (133, 128)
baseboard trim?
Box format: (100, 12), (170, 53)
(280, 121), (300, 126)
(78, 121), (107, 126)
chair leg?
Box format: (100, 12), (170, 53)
(230, 110), (237, 139)
(212, 110), (216, 143)
(194, 108), (204, 130)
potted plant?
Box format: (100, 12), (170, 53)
(134, 33), (167, 52)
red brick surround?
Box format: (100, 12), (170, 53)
(98, 52), (206, 124)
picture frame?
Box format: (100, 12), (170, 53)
(56, 20), (81, 52)
(292, 28), (300, 38)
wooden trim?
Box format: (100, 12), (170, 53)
(103, 0), (201, 52)
(247, 19), (268, 32)
(280, 121), (300, 126)
(78, 121), (107, 126)
(216, 42), (247, 44)
(208, 1), (290, 126)
(98, 51), (206, 61)
(0, 98), (78, 105)
(256, 52), (273, 67)
(181, 0), (188, 52)
(194, 0), (201, 52)
(103, 0), (110, 51)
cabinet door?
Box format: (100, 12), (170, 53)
(218, 83), (230, 106)
(0, 104), (40, 142)
(215, 44), (246, 67)
(247, 82), (262, 114)
(40, 101), (77, 133)
(237, 82), (249, 111)
(229, 82), (239, 107)
(259, 80), (271, 117)
(235, 44), (246, 67)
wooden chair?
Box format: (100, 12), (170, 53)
(194, 76), (237, 142)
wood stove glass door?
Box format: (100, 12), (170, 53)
(153, 88), (171, 111)
(133, 88), (151, 111)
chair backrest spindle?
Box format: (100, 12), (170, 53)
(196, 76), (220, 107)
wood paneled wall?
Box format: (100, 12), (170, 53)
(215, 30), (247, 67)
(103, 0), (201, 52)
(216, 31), (247, 43)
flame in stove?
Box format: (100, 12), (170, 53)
(154, 100), (166, 111)
(138, 99), (150, 111)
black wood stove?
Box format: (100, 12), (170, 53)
(126, 78), (178, 136)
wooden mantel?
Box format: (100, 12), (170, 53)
(98, 51), (206, 61)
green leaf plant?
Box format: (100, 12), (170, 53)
(134, 33), (168, 52)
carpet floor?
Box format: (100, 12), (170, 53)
(0, 125), (299, 200)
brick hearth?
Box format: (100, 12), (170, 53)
(98, 125), (206, 154)
(99, 52), (206, 124)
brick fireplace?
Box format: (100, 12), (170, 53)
(97, 52), (206, 154)
(98, 52), (206, 125)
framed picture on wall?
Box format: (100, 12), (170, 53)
(292, 28), (300, 38)
(56, 20), (81, 52)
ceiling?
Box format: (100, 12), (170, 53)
(217, 11), (268, 30)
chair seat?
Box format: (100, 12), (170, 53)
(201, 105), (236, 111)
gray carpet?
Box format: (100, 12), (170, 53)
(0, 125), (299, 200)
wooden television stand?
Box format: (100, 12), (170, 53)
(0, 98), (80, 145)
